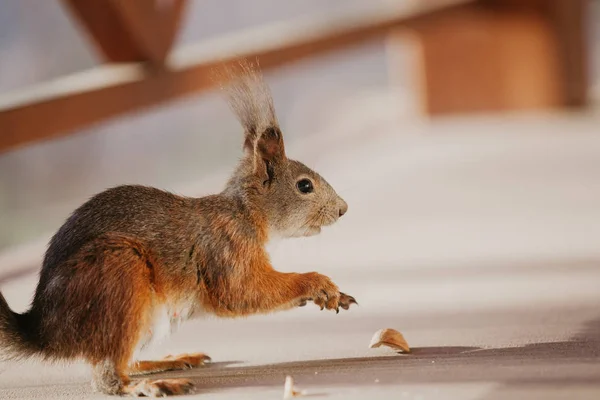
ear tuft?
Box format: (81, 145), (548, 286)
(215, 59), (286, 168)
(215, 59), (280, 145)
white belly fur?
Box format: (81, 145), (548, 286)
(132, 300), (204, 360)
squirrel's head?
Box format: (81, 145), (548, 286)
(220, 60), (347, 238)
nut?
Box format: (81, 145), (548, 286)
(369, 328), (411, 353)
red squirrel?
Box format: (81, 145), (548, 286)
(0, 61), (356, 396)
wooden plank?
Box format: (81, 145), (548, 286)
(0, 0), (472, 153)
(389, 0), (587, 115)
(62, 0), (187, 64)
(109, 0), (188, 65)
(414, 6), (561, 114)
(485, 0), (588, 107)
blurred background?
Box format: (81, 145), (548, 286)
(1, 0), (599, 271)
(1, 1), (600, 398)
(1, 0), (600, 313)
(1, 0), (600, 317)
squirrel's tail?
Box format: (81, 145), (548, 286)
(0, 291), (38, 360)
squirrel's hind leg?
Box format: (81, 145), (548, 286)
(58, 233), (196, 396)
(129, 353), (211, 376)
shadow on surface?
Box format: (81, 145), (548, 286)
(151, 333), (600, 395)
(2, 310), (599, 399)
(476, 315), (600, 399)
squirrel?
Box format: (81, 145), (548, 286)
(0, 60), (356, 397)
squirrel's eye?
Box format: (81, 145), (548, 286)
(296, 179), (314, 194)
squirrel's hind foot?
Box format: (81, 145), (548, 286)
(129, 353), (211, 376)
(123, 378), (195, 397)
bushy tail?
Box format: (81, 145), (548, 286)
(0, 291), (38, 360)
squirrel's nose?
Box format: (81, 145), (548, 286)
(338, 200), (348, 217)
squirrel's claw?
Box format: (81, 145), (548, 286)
(339, 292), (358, 310)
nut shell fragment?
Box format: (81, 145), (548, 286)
(283, 375), (304, 399)
(369, 328), (411, 353)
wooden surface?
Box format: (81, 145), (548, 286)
(3, 111), (600, 399)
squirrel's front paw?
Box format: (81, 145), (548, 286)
(300, 272), (357, 313)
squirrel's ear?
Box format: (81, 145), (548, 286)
(244, 126), (285, 179)
(255, 126), (285, 161)
(243, 126), (285, 160)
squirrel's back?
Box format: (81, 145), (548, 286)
(43, 185), (197, 271)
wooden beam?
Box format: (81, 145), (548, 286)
(62, 0), (187, 64)
(0, 0), (472, 154)
(389, 0), (588, 115)
(416, 6), (561, 113)
(485, 0), (588, 107)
